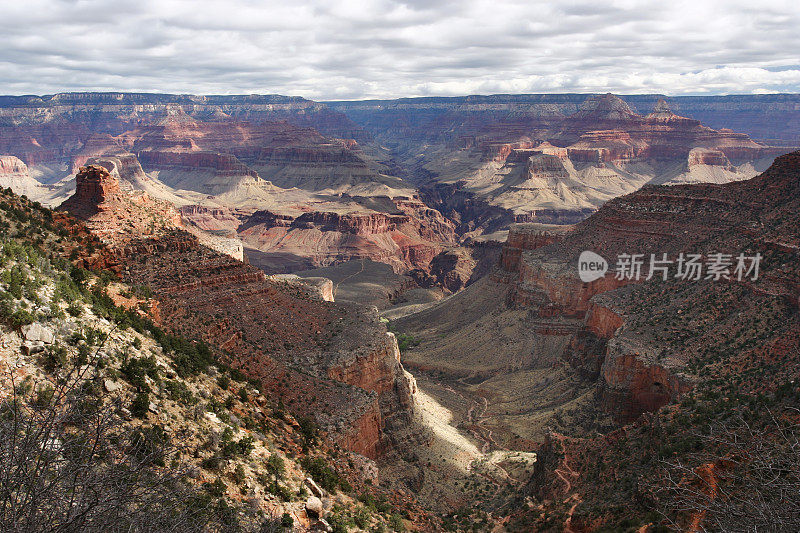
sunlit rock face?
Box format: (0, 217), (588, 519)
(330, 94), (795, 232)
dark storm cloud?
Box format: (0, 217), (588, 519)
(0, 0), (798, 99)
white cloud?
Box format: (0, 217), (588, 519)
(0, 0), (797, 99)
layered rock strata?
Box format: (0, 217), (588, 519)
(59, 169), (420, 460)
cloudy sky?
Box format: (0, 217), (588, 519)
(1, 0), (798, 100)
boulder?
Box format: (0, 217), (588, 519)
(305, 496), (323, 519)
(304, 477), (324, 498)
(103, 379), (122, 393)
(21, 341), (45, 355)
(21, 323), (55, 344)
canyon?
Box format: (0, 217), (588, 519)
(331, 93), (794, 232)
(397, 150), (800, 437)
(1, 92), (796, 297)
(393, 150), (800, 528)
(3, 91), (800, 530)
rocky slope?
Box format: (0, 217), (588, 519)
(0, 187), (438, 531)
(0, 155), (47, 198)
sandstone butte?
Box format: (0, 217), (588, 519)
(58, 164), (422, 462)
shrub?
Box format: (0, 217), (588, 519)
(354, 505), (371, 528)
(231, 464), (246, 485)
(299, 457), (346, 493)
(298, 416), (318, 451)
(265, 454), (285, 488)
(41, 344), (69, 373)
(216, 374), (231, 391)
(66, 302), (82, 317)
(121, 356), (159, 391)
(131, 392), (150, 418)
(165, 380), (196, 406)
(204, 478), (227, 498)
(388, 513), (405, 532)
(8, 309), (35, 330)
(221, 435), (254, 459)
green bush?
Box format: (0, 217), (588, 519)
(131, 392), (150, 418)
(8, 309), (35, 330)
(388, 513), (405, 532)
(66, 301), (83, 317)
(354, 505), (371, 528)
(299, 457), (346, 493)
(41, 344), (68, 372)
(216, 374), (231, 390)
(165, 380), (196, 405)
(121, 356), (160, 391)
(221, 435), (254, 459)
(231, 464), (246, 485)
(204, 478), (227, 497)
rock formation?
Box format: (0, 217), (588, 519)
(59, 164), (182, 240)
(330, 93), (796, 232)
(59, 168), (421, 461)
(396, 151), (800, 441)
(236, 197), (456, 273)
(1, 91), (796, 297)
(0, 155), (46, 198)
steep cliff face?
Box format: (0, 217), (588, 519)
(501, 151), (800, 421)
(329, 93), (800, 148)
(236, 197), (456, 273)
(331, 93), (795, 231)
(137, 150), (263, 195)
(0, 92), (366, 141)
(499, 223), (574, 271)
(0, 155), (46, 198)
(119, 235), (418, 459)
(68, 164), (121, 203)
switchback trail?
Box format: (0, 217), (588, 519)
(552, 432), (581, 533)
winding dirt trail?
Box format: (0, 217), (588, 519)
(442, 384), (502, 454)
(552, 432), (582, 533)
(333, 258), (365, 299)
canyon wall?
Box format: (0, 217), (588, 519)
(332, 94), (794, 232)
(489, 151), (800, 422)
(328, 93), (800, 145)
(0, 155), (45, 197)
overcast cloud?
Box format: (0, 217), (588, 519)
(0, 0), (798, 99)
